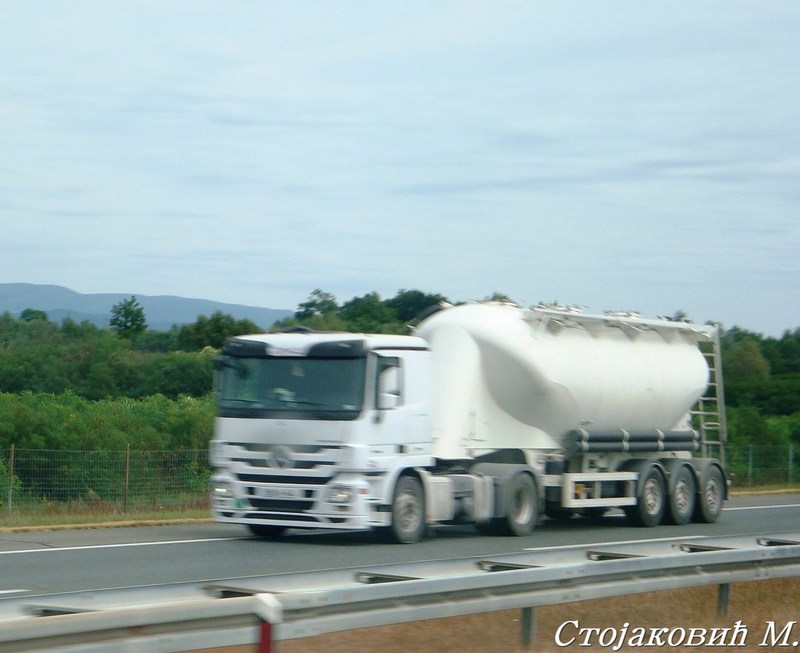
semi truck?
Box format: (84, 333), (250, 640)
(209, 301), (727, 543)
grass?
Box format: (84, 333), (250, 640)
(730, 483), (800, 494)
(0, 509), (211, 530)
(0, 496), (210, 530)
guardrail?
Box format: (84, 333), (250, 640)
(1, 532), (800, 652)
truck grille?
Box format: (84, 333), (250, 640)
(223, 443), (341, 517)
(237, 473), (328, 485)
(227, 442), (341, 484)
(248, 498), (309, 511)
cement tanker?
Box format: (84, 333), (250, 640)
(210, 302), (727, 543)
(416, 302), (711, 457)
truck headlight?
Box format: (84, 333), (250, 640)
(326, 485), (353, 504)
(210, 479), (234, 500)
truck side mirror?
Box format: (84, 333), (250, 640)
(375, 356), (401, 412)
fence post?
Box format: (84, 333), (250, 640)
(124, 443), (130, 513)
(6, 444), (14, 513)
(748, 444), (754, 486)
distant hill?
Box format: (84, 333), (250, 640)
(0, 283), (292, 332)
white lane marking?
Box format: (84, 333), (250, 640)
(523, 502), (800, 552)
(0, 536), (246, 556)
(726, 502), (800, 511)
(0, 590), (27, 595)
(525, 533), (706, 552)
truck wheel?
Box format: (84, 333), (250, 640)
(388, 475), (426, 544)
(665, 464), (696, 525)
(247, 524), (287, 539)
(694, 465), (724, 523)
(625, 466), (666, 527)
(502, 472), (538, 536)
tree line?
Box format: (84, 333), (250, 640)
(720, 326), (800, 449)
(1, 290), (799, 452)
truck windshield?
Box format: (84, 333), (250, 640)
(217, 356), (366, 420)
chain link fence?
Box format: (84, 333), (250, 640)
(2, 446), (209, 514)
(1, 443), (798, 517)
(725, 443), (798, 487)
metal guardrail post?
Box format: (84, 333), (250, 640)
(254, 593), (283, 653)
(717, 583), (730, 616)
(520, 606), (535, 648)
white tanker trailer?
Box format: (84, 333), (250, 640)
(210, 302), (727, 543)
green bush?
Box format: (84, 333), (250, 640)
(0, 392), (214, 451)
(0, 392), (214, 503)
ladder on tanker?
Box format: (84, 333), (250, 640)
(690, 329), (727, 466)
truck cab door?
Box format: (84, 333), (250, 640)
(369, 354), (416, 447)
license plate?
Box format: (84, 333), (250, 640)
(256, 486), (303, 500)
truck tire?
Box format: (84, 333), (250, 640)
(247, 524), (287, 538)
(694, 464), (725, 523)
(388, 475), (426, 544)
(625, 466), (666, 527)
(476, 473), (539, 536)
(501, 472), (538, 536)
(665, 463), (696, 526)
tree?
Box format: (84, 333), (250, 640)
(386, 289), (449, 323)
(774, 329), (800, 374)
(658, 309), (696, 323)
(483, 291), (517, 304)
(339, 292), (398, 333)
(295, 289), (338, 321)
(177, 312), (261, 350)
(109, 296), (147, 340)
(727, 405), (784, 446)
(723, 338), (770, 385)
(20, 308), (49, 322)
(60, 317), (101, 342)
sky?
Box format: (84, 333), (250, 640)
(2, 2), (799, 337)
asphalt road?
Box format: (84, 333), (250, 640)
(1, 493), (799, 597)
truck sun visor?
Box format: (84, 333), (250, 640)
(222, 337), (366, 359)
